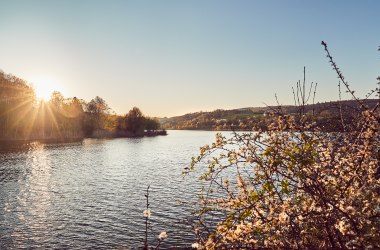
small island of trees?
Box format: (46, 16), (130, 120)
(0, 71), (166, 141)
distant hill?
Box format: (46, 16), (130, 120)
(160, 99), (378, 131)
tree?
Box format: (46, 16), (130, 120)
(61, 97), (85, 137)
(86, 96), (110, 115)
(49, 91), (64, 110)
(145, 117), (160, 131)
(0, 71), (35, 139)
(66, 97), (84, 118)
(125, 107), (145, 135)
(84, 96), (110, 134)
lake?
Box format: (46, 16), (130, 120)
(0, 130), (225, 249)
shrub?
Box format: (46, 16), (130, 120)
(185, 43), (380, 249)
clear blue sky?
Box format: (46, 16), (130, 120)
(0, 0), (378, 117)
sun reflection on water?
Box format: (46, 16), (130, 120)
(12, 142), (54, 247)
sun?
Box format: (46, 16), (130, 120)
(30, 77), (62, 101)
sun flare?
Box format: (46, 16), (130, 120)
(31, 77), (62, 101)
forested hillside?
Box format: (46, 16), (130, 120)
(160, 99), (378, 132)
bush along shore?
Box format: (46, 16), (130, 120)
(184, 42), (380, 249)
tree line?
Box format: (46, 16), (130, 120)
(161, 99), (378, 132)
(0, 70), (164, 141)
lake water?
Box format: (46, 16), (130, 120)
(0, 130), (225, 249)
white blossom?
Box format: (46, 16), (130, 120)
(158, 231), (168, 240)
(191, 242), (199, 248)
(143, 209), (151, 218)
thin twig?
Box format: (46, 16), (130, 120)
(338, 81), (346, 132)
(321, 41), (367, 110)
(144, 185), (150, 250)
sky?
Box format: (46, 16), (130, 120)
(0, 0), (379, 117)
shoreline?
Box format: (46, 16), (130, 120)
(0, 130), (167, 143)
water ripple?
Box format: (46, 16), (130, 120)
(0, 131), (226, 248)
